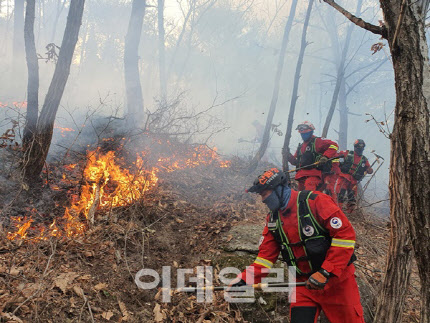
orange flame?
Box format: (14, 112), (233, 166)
(156, 145), (231, 172)
(0, 101), (27, 109)
(7, 143), (230, 242)
(54, 124), (75, 137)
(8, 149), (159, 241)
(7, 217), (33, 240)
(63, 150), (158, 237)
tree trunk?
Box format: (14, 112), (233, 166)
(281, 0), (313, 172)
(124, 0), (146, 129)
(22, 0), (85, 182)
(13, 0), (25, 63)
(374, 2), (430, 322)
(338, 78), (348, 149)
(167, 0), (195, 78)
(78, 18), (89, 70)
(322, 0), (362, 138)
(246, 0), (298, 173)
(12, 0), (25, 87)
(340, 58), (389, 149)
(50, 0), (66, 43)
(158, 0), (167, 102)
(175, 8), (197, 87)
(174, 0), (216, 88)
(22, 0), (39, 148)
(36, 0), (42, 46)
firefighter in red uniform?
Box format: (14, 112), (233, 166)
(288, 121), (339, 191)
(228, 168), (365, 323)
(323, 158), (341, 202)
(336, 139), (373, 213)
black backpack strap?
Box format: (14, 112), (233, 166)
(298, 190), (310, 217)
(348, 253), (357, 265)
(298, 191), (326, 238)
(267, 211), (309, 273)
(297, 191), (357, 270)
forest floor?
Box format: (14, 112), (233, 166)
(0, 145), (422, 323)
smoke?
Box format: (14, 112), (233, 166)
(0, 0), (393, 205)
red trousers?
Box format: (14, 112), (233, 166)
(297, 176), (322, 191)
(335, 177), (358, 212)
(323, 173), (339, 202)
(290, 268), (365, 323)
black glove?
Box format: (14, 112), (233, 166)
(226, 278), (247, 293)
(228, 279), (246, 289)
(306, 269), (330, 290)
(318, 156), (329, 165)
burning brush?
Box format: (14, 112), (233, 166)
(6, 142), (230, 242)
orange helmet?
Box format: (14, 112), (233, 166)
(296, 121), (315, 133)
(354, 139), (365, 148)
(247, 168), (287, 193)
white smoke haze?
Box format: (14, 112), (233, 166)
(0, 0), (393, 207)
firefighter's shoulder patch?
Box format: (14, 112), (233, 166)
(330, 217), (342, 229)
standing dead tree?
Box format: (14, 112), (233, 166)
(167, 0), (217, 82)
(338, 57), (388, 149)
(22, 0), (86, 182)
(247, 0), (298, 173)
(22, 0), (39, 148)
(174, 0), (216, 89)
(321, 0), (363, 139)
(319, 3), (388, 149)
(167, 0), (196, 78)
(13, 0), (25, 72)
(281, 0), (314, 172)
(158, 0), (167, 102)
(50, 0), (66, 43)
(124, 0), (147, 129)
(324, 1), (430, 322)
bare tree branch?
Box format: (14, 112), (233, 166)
(346, 57), (389, 95)
(345, 57), (389, 79)
(323, 0), (388, 38)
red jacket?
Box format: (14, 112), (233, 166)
(289, 136), (339, 180)
(330, 159), (341, 175)
(238, 190), (356, 286)
(338, 150), (373, 185)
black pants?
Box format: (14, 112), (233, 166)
(291, 306), (318, 323)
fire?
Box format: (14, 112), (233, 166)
(8, 149), (159, 241)
(7, 142), (230, 242)
(63, 150), (158, 237)
(13, 101), (27, 109)
(157, 145), (231, 172)
(54, 124), (75, 137)
(7, 217), (33, 240)
(0, 101), (27, 109)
